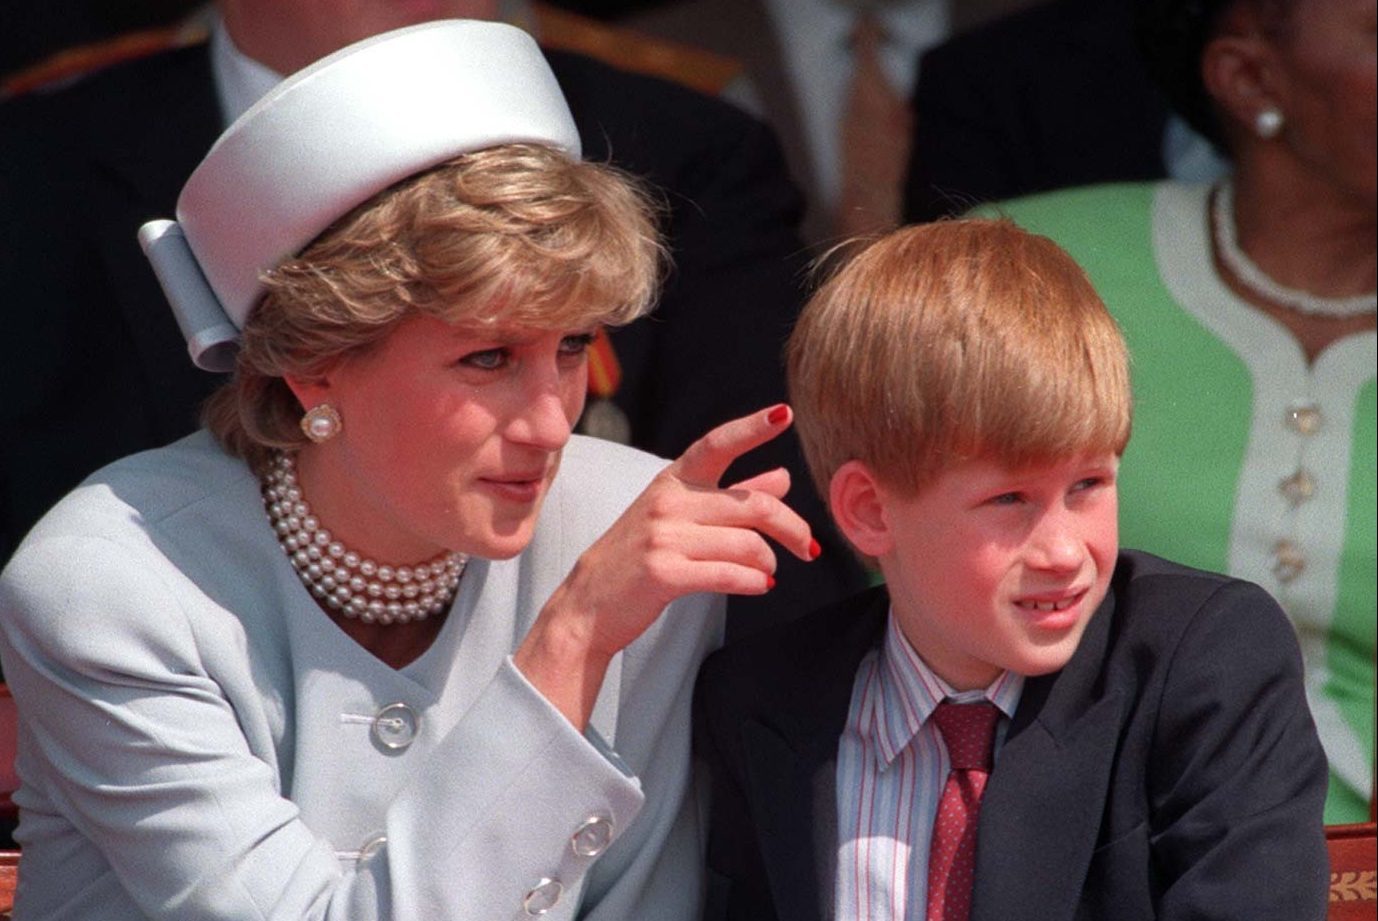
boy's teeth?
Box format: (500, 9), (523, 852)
(1022, 598), (1072, 611)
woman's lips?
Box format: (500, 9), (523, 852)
(479, 472), (549, 503)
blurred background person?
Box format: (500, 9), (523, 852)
(621, 0), (1042, 242)
(991, 0), (1375, 822)
(0, 0), (865, 634)
(902, 0), (1229, 222)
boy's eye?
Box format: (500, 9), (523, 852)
(988, 492), (1023, 506)
(1072, 474), (1114, 493)
(559, 332), (597, 356)
(459, 348), (508, 371)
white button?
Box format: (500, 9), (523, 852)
(570, 815), (614, 857)
(371, 702), (419, 750)
(523, 878), (564, 915)
(357, 834), (387, 865)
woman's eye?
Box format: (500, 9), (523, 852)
(559, 332), (597, 357)
(459, 348), (508, 371)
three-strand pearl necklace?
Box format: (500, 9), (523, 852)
(262, 453), (467, 625)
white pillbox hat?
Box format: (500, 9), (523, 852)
(140, 20), (580, 371)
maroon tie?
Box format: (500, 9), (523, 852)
(926, 701), (1000, 921)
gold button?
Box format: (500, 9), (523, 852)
(1271, 540), (1306, 583)
(1278, 469), (1317, 506)
(1284, 403), (1322, 435)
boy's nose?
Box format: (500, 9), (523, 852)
(1027, 515), (1084, 572)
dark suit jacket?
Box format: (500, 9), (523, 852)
(695, 550), (1329, 921)
(0, 41), (865, 628)
(903, 0), (1171, 222)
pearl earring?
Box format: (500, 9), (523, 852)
(1254, 107), (1284, 139)
(300, 403), (343, 443)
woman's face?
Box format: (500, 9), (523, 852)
(1270, 0), (1378, 203)
(294, 314), (593, 563)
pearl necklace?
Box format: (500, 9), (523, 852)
(1211, 180), (1377, 318)
(261, 453), (467, 625)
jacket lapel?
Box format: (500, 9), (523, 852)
(738, 590), (888, 921)
(971, 590), (1126, 921)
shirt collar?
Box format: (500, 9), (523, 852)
(870, 610), (1023, 767)
(210, 15), (285, 128)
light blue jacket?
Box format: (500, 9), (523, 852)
(0, 431), (723, 920)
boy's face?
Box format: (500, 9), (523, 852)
(875, 452), (1119, 690)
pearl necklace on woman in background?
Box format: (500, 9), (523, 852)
(262, 453), (467, 625)
(1212, 179), (1377, 319)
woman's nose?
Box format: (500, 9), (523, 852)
(506, 368), (576, 451)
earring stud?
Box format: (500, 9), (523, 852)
(300, 403), (343, 443)
(1254, 107), (1284, 139)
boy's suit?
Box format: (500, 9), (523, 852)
(696, 550), (1329, 921)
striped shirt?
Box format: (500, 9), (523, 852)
(835, 614), (1023, 921)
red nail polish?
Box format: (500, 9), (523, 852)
(766, 575), (776, 590)
(767, 405), (789, 425)
(808, 538), (822, 560)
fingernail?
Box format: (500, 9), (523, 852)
(767, 404), (789, 425)
(766, 575), (776, 590)
(808, 538), (822, 560)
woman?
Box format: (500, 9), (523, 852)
(992, 0), (1375, 821)
(0, 22), (814, 920)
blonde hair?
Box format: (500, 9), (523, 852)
(204, 143), (663, 469)
(787, 218), (1131, 500)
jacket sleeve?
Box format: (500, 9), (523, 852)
(1146, 579), (1330, 921)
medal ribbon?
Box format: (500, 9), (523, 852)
(587, 328), (621, 399)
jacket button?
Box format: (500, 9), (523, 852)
(523, 877), (564, 915)
(371, 702), (419, 750)
(570, 815), (614, 857)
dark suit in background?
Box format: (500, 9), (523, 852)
(0, 40), (865, 631)
(903, 0), (1170, 221)
(621, 0), (1044, 243)
(695, 551), (1329, 920)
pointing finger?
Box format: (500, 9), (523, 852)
(672, 404), (792, 488)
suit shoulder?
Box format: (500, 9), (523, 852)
(0, 43), (215, 194)
(545, 48), (752, 125)
(16, 433), (255, 549)
(1106, 549), (1295, 658)
(701, 586), (886, 693)
(544, 47), (774, 168)
(1, 43), (209, 129)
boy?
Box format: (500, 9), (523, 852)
(694, 220), (1329, 921)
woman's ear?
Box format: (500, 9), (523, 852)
(1201, 16), (1284, 140)
(282, 362), (338, 413)
(829, 460), (894, 559)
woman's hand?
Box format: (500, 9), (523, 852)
(515, 404), (818, 728)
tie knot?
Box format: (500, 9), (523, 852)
(930, 701), (999, 771)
